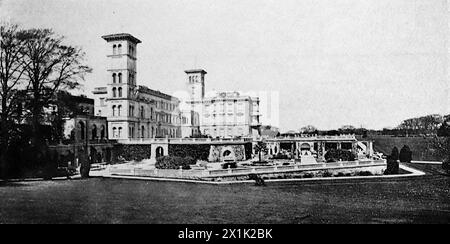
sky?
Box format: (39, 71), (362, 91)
(1, 0), (449, 131)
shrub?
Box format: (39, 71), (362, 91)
(437, 121), (450, 137)
(303, 172), (314, 178)
(324, 149), (356, 162)
(385, 158), (399, 175)
(399, 145), (412, 163)
(390, 147), (399, 161)
(385, 147), (400, 175)
(335, 172), (345, 177)
(155, 156), (196, 170)
(322, 171), (333, 177)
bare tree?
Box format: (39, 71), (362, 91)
(20, 28), (91, 148)
(0, 23), (28, 177)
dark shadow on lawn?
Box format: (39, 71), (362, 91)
(0, 177), (85, 187)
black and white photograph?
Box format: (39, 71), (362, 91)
(0, 0), (449, 230)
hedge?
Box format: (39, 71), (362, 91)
(168, 144), (210, 161)
(324, 149), (356, 162)
(155, 156), (196, 169)
(113, 144), (151, 162)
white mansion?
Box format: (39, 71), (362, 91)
(185, 69), (261, 138)
(92, 33), (261, 140)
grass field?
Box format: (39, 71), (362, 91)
(0, 163), (448, 224)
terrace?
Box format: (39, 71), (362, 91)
(114, 134), (357, 145)
(104, 160), (387, 182)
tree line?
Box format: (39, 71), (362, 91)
(296, 113), (450, 138)
(0, 23), (90, 178)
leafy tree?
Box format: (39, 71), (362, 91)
(20, 28), (91, 149)
(253, 140), (268, 162)
(300, 125), (318, 134)
(431, 137), (450, 174)
(338, 125), (356, 134)
(437, 120), (450, 137)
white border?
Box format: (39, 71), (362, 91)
(100, 163), (426, 185)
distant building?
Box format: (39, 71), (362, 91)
(185, 69), (261, 138)
(180, 110), (201, 138)
(93, 33), (183, 141)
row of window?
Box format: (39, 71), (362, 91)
(112, 44), (136, 56)
(188, 75), (200, 83)
(78, 121), (106, 140)
(204, 127), (246, 137)
(111, 126), (178, 139)
(111, 104), (177, 124)
(156, 100), (176, 111)
(112, 73), (135, 84)
(112, 87), (123, 98)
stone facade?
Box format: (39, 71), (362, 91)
(185, 69), (261, 138)
(180, 110), (200, 138)
(93, 33), (183, 141)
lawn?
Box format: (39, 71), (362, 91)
(0, 164), (448, 224)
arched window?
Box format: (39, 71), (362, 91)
(91, 124), (97, 140)
(112, 73), (116, 83)
(79, 121), (85, 140)
(112, 105), (116, 116)
(118, 73), (122, 83)
(118, 44), (122, 54)
(150, 107), (154, 120)
(112, 127), (117, 138)
(100, 125), (106, 139)
(112, 87), (117, 98)
(140, 106), (144, 118)
(118, 127), (122, 138)
(118, 87), (122, 97)
(117, 105), (122, 116)
(113, 45), (117, 55)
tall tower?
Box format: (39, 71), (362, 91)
(102, 33), (141, 100)
(101, 33), (141, 139)
(185, 69), (207, 102)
